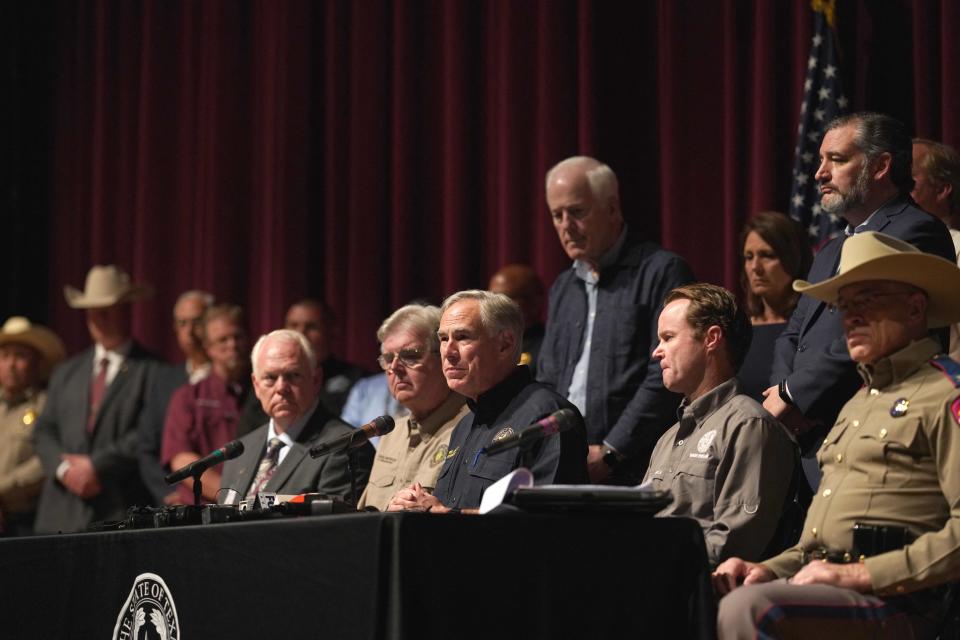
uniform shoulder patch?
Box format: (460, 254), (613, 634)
(952, 396), (960, 426)
(930, 355), (960, 389)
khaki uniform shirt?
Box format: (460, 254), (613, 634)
(763, 338), (960, 596)
(644, 379), (796, 566)
(357, 393), (469, 511)
(0, 389), (47, 514)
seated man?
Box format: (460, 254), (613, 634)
(356, 304), (469, 511)
(714, 232), (960, 639)
(162, 304), (252, 504)
(0, 317), (65, 536)
(217, 330), (373, 504)
(643, 283), (797, 567)
(389, 290), (588, 513)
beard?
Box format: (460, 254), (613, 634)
(820, 161), (872, 216)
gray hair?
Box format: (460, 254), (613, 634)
(173, 290), (214, 315)
(545, 156), (620, 205)
(251, 329), (317, 378)
(377, 304), (443, 352)
(440, 290), (524, 361)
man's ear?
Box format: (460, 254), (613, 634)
(703, 325), (723, 354)
(871, 152), (893, 182)
(905, 292), (929, 326)
(936, 182), (954, 205)
(499, 330), (517, 362)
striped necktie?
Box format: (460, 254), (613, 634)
(246, 437), (285, 500)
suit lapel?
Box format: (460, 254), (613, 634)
(266, 444), (306, 491)
(799, 237), (844, 337)
(232, 437), (265, 496)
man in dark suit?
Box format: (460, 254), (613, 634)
(33, 265), (160, 534)
(217, 329), (373, 505)
(766, 112), (955, 487)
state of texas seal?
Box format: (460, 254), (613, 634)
(113, 573), (180, 640)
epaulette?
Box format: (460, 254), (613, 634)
(930, 354), (960, 389)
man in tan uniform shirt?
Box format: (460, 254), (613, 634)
(357, 304), (468, 511)
(714, 232), (960, 639)
(0, 317), (65, 535)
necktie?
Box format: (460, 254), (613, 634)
(246, 437), (285, 500)
(87, 357), (110, 433)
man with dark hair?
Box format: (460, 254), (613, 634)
(488, 264), (546, 370)
(284, 298), (366, 414)
(538, 156), (694, 484)
(644, 283), (796, 566)
(161, 304), (252, 504)
(715, 232), (960, 638)
(766, 112), (955, 488)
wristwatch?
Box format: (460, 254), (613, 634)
(601, 446), (624, 469)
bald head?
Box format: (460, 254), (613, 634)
(488, 264), (544, 329)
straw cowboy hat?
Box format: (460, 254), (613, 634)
(793, 231), (960, 328)
(63, 265), (154, 309)
(0, 316), (67, 381)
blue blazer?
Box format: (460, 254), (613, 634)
(770, 196), (956, 432)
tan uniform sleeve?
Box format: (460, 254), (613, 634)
(705, 417), (797, 565)
(866, 392), (960, 595)
(0, 455), (45, 510)
(761, 545), (806, 578)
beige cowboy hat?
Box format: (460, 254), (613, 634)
(0, 316), (67, 381)
(793, 231), (960, 328)
(63, 265), (154, 309)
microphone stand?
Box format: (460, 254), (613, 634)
(192, 473), (204, 507)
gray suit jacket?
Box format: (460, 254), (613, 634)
(217, 405), (374, 504)
(33, 343), (159, 534)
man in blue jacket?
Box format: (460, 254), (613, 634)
(765, 112), (955, 488)
(537, 156), (694, 483)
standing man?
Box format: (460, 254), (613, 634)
(489, 263), (546, 370)
(912, 137), (960, 358)
(0, 317), (65, 535)
(766, 113), (955, 484)
(715, 232), (960, 638)
(389, 290), (587, 513)
(538, 156), (694, 483)
(162, 304), (251, 504)
(217, 330), (373, 504)
(138, 290), (214, 505)
(33, 265), (159, 534)
(356, 304), (469, 511)
(644, 284), (797, 566)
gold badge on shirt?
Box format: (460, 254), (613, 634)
(446, 447), (459, 460)
(519, 352), (532, 366)
(432, 445), (448, 466)
(21, 409), (36, 426)
(492, 427), (514, 442)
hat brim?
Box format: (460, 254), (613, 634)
(63, 284), (154, 309)
(794, 252), (960, 328)
(0, 328), (67, 381)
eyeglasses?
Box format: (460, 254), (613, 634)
(835, 289), (916, 315)
(377, 348), (433, 371)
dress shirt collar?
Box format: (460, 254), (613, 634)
(267, 397), (319, 447)
(186, 361), (211, 384)
(857, 337), (941, 390)
(843, 194), (901, 236)
(466, 366), (532, 424)
(574, 224), (628, 281)
(677, 377), (740, 427)
(94, 340), (132, 364)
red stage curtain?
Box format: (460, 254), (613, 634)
(46, 1), (960, 366)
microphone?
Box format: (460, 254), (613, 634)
(165, 440), (245, 485)
(483, 408), (579, 455)
(309, 415), (395, 458)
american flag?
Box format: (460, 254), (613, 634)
(789, 0), (849, 246)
